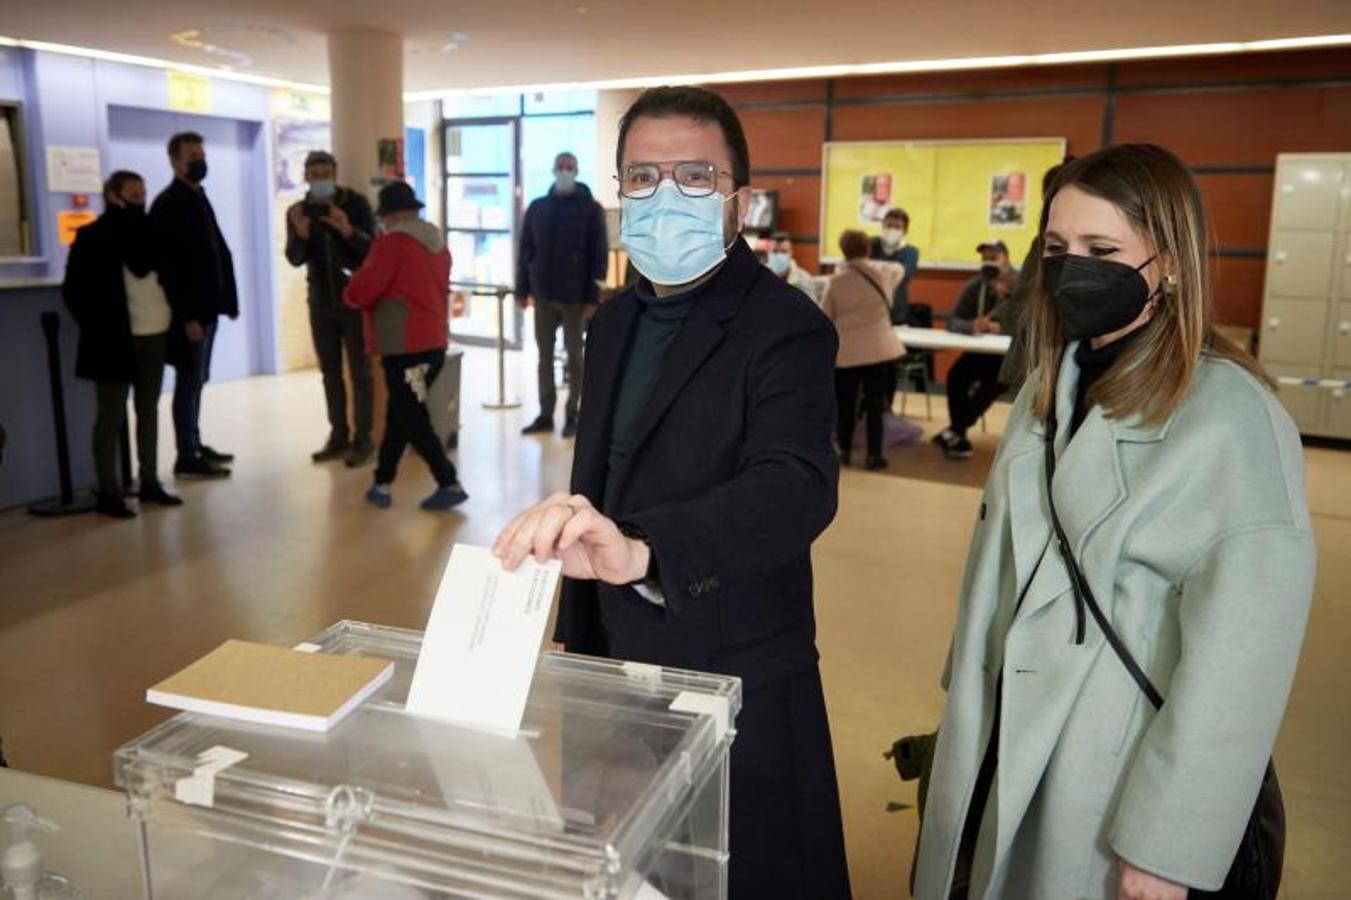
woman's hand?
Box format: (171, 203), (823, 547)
(1118, 859), (1187, 900)
(493, 493), (649, 585)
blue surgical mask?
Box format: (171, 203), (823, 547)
(620, 181), (733, 286)
(309, 180), (336, 201)
(554, 170), (577, 192)
(768, 251), (791, 275)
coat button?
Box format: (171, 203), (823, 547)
(689, 583), (703, 597)
(707, 577), (720, 591)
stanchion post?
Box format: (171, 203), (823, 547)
(482, 286), (521, 411)
(29, 310), (96, 516)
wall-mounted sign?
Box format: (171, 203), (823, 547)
(57, 210), (97, 244)
(167, 70), (212, 114)
(45, 146), (102, 194)
(378, 137), (405, 180)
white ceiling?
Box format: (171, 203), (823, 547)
(4, 1), (1350, 93)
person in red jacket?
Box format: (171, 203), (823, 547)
(344, 181), (468, 511)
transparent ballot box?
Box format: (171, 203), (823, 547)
(113, 621), (742, 899)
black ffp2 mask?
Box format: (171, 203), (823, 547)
(186, 159), (208, 183)
(1043, 253), (1158, 340)
(980, 263), (1001, 281)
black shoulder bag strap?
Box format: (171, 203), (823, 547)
(1043, 407), (1164, 709)
(853, 266), (894, 317)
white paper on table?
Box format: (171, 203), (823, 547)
(406, 543), (561, 733)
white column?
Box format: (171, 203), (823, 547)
(594, 89), (641, 211)
(327, 29), (404, 204)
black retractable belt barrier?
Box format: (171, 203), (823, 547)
(28, 311), (97, 516)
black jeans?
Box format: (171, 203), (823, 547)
(310, 301), (373, 445)
(834, 362), (892, 458)
(376, 350), (459, 488)
(945, 352), (1005, 436)
(93, 333), (167, 495)
(172, 317), (217, 459)
(534, 300), (586, 421)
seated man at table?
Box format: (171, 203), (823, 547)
(933, 239), (1017, 460)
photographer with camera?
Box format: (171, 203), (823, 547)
(285, 150), (377, 466)
(933, 239), (1018, 460)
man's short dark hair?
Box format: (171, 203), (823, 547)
(167, 131), (204, 160)
(883, 207), (910, 230)
(771, 230), (791, 244)
(103, 170), (143, 202)
(304, 150), (337, 170)
(616, 86), (750, 189)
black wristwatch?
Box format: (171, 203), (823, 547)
(618, 522), (659, 584)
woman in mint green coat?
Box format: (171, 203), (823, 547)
(914, 145), (1316, 900)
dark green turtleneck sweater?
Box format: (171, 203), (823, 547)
(602, 276), (712, 513)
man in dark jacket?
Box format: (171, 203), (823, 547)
(285, 150), (377, 466)
(150, 130), (238, 479)
(494, 87), (850, 899)
(516, 152), (608, 439)
(63, 170), (182, 517)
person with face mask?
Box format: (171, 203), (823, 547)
(516, 151), (609, 439)
(344, 181), (467, 512)
(285, 150), (377, 466)
(766, 230), (823, 303)
(62, 170), (181, 517)
(150, 131), (239, 479)
(932, 239), (1018, 460)
(492, 87), (851, 899)
(869, 207), (920, 324)
(913, 144), (1313, 900)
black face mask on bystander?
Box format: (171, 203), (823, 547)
(1043, 253), (1159, 340)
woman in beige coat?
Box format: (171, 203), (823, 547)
(821, 230), (905, 469)
(914, 144), (1315, 899)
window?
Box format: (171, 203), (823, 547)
(0, 103), (32, 257)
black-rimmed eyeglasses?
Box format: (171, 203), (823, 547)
(616, 161), (732, 199)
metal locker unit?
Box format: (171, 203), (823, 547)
(1259, 153), (1351, 439)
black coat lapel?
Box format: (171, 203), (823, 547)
(571, 295), (639, 502)
(618, 241), (764, 473)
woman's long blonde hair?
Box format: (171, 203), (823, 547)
(1026, 143), (1269, 425)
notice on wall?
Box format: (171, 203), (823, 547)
(45, 146), (102, 194)
(57, 210), (97, 244)
(167, 70), (212, 114)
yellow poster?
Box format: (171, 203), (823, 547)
(820, 138), (1065, 269)
(167, 70), (212, 114)
(57, 210), (97, 245)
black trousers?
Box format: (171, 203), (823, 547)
(535, 299), (586, 421)
(171, 317), (217, 459)
(945, 352), (1005, 436)
(93, 334), (167, 495)
(835, 361), (892, 458)
(309, 301), (373, 444)
(728, 667), (853, 899)
(375, 350), (459, 488)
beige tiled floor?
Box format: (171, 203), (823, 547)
(0, 346), (1346, 897)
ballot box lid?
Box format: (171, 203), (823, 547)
(114, 620), (742, 898)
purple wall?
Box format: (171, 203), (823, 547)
(0, 48), (278, 508)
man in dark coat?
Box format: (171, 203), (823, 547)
(285, 150), (377, 466)
(63, 170), (181, 517)
(495, 86), (851, 899)
(150, 130), (239, 479)
(516, 152), (609, 439)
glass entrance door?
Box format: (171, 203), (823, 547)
(443, 118), (522, 348)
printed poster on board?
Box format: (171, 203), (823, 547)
(989, 172), (1026, 227)
(858, 173), (894, 223)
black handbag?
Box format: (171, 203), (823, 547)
(1043, 408), (1285, 898)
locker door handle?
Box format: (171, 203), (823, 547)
(1268, 317), (1281, 330)
(1340, 321), (1351, 336)
(1275, 251), (1289, 264)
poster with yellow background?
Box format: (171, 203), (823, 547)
(820, 138), (1066, 268)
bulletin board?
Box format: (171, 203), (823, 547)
(819, 138), (1066, 269)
